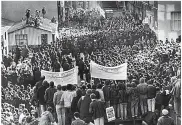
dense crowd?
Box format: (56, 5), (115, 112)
(1, 9), (181, 125)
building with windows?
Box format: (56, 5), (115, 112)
(157, 1), (181, 41)
(8, 17), (57, 50)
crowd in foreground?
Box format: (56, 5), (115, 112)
(2, 37), (181, 125)
(1, 11), (181, 125)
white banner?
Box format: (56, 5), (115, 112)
(41, 67), (78, 86)
(90, 61), (127, 80)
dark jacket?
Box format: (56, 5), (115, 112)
(78, 60), (85, 72)
(157, 116), (174, 125)
(102, 85), (110, 102)
(77, 95), (92, 118)
(71, 96), (81, 113)
(44, 87), (57, 104)
(53, 61), (61, 72)
(62, 62), (70, 71)
(91, 90), (100, 100)
(155, 92), (164, 104)
(143, 111), (158, 125)
(110, 88), (118, 105)
(35, 80), (43, 91)
(37, 86), (47, 105)
(137, 83), (148, 99)
(89, 100), (105, 120)
(118, 89), (127, 103)
(147, 85), (157, 99)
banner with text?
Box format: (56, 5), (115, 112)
(41, 67), (78, 86)
(90, 61), (127, 80)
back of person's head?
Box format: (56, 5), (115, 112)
(140, 77), (145, 84)
(111, 84), (116, 89)
(87, 84), (91, 89)
(105, 80), (110, 85)
(41, 76), (45, 81)
(74, 112), (80, 118)
(23, 109), (28, 114)
(42, 81), (48, 87)
(86, 89), (92, 95)
(72, 85), (76, 91)
(97, 84), (102, 89)
(26, 116), (32, 123)
(92, 85), (96, 90)
(90, 93), (96, 100)
(49, 81), (54, 88)
(131, 82), (137, 87)
(57, 85), (62, 91)
(162, 109), (169, 116)
(76, 89), (82, 97)
(67, 84), (72, 91)
(47, 107), (53, 112)
(81, 85), (86, 90)
(62, 86), (67, 91)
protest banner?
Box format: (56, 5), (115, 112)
(106, 106), (116, 122)
(90, 60), (127, 80)
(41, 67), (78, 86)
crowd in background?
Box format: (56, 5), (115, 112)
(1, 9), (181, 125)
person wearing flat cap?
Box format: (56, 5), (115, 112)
(157, 109), (174, 125)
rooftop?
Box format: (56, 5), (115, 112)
(8, 17), (57, 33)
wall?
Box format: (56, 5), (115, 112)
(158, 1), (181, 41)
(1, 26), (11, 56)
(2, 1), (57, 22)
(8, 27), (52, 47)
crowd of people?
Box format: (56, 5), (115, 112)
(1, 8), (181, 125)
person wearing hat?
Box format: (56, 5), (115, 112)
(157, 109), (174, 125)
(77, 89), (92, 124)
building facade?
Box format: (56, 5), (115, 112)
(7, 17), (57, 50)
(157, 1), (181, 41)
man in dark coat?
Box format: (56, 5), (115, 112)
(147, 79), (157, 112)
(35, 76), (45, 90)
(62, 59), (70, 71)
(37, 81), (48, 116)
(78, 58), (85, 80)
(44, 81), (57, 109)
(21, 45), (29, 60)
(142, 110), (159, 125)
(102, 80), (111, 107)
(15, 46), (21, 64)
(77, 89), (92, 124)
(53, 59), (61, 72)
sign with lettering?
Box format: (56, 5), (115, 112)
(90, 61), (127, 80)
(106, 106), (116, 122)
(41, 67), (78, 86)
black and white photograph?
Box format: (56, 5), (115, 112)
(1, 1), (181, 125)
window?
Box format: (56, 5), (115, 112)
(15, 34), (28, 46)
(4, 32), (6, 40)
(171, 12), (181, 31)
